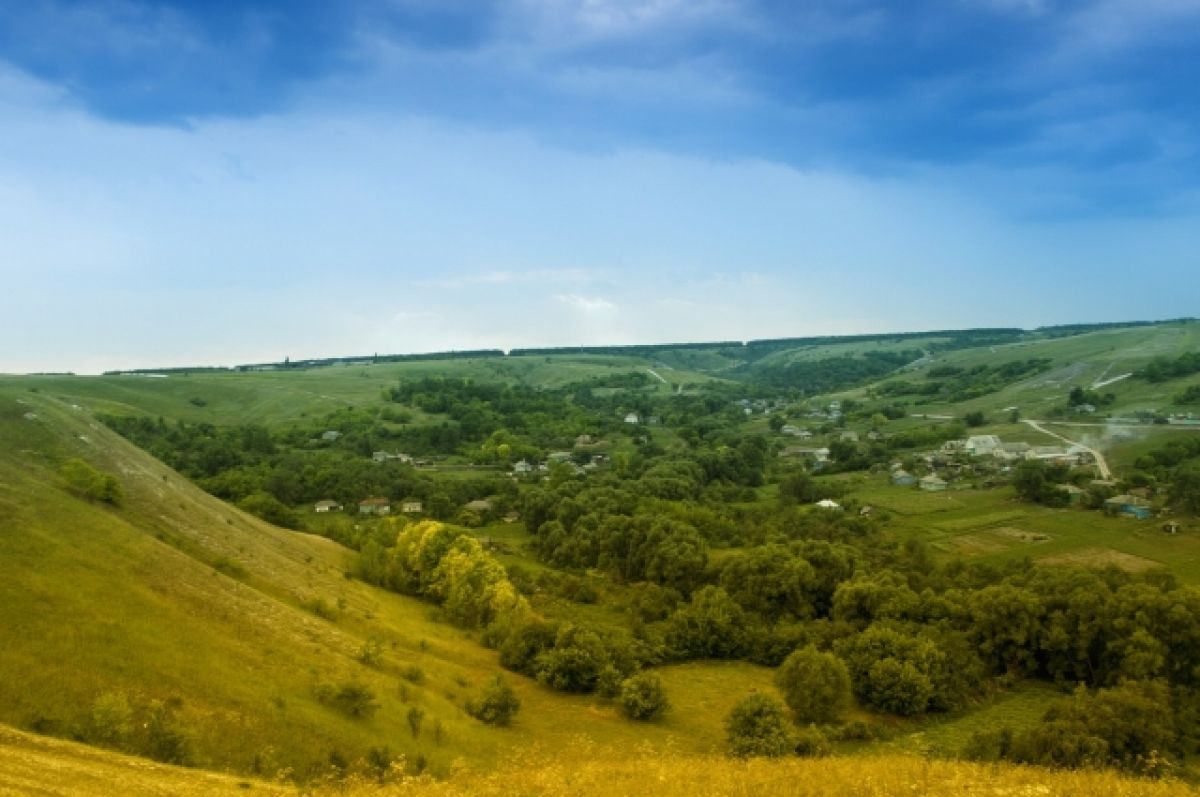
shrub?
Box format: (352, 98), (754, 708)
(143, 699), (191, 765)
(725, 693), (793, 758)
(88, 692), (133, 750)
(619, 672), (670, 721)
(60, 458), (123, 504)
(792, 724), (831, 757)
(317, 681), (379, 718)
(466, 675), (521, 726)
(406, 705), (425, 738)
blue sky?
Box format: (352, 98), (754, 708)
(1, 0), (1198, 373)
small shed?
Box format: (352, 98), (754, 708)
(920, 474), (948, 492)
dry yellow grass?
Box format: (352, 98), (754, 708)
(4, 723), (1196, 797)
(352, 755), (1198, 797)
(0, 724), (288, 796)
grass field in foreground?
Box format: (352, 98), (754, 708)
(2, 721), (1196, 797)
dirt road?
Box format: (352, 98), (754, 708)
(1022, 419), (1112, 480)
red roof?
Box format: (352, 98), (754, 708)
(359, 497), (390, 506)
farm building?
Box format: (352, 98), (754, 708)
(1104, 495), (1153, 519)
(1056, 484), (1085, 505)
(358, 497), (391, 516)
(919, 474), (948, 492)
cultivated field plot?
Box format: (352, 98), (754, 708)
(854, 487), (967, 515)
(850, 475), (1200, 583)
(945, 527), (1050, 556)
(1038, 547), (1162, 572)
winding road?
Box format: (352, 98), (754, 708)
(1022, 419), (1112, 480)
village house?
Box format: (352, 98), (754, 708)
(780, 424), (802, 436)
(321, 430), (342, 442)
(358, 497), (391, 516)
(372, 450), (412, 464)
(313, 499), (342, 513)
(401, 500), (423, 514)
(623, 413), (639, 424)
(1104, 494), (1153, 519)
(815, 499), (843, 511)
(965, 435), (1002, 457)
(839, 431), (860, 443)
(920, 474), (949, 492)
(574, 434), (594, 447)
(994, 442), (1031, 462)
(892, 470), (916, 487)
(512, 459), (534, 475)
(547, 451), (573, 464)
(464, 498), (494, 514)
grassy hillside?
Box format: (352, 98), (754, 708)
(0, 387), (777, 780)
(1, 722), (1196, 796)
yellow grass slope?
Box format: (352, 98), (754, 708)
(1, 722), (1196, 797)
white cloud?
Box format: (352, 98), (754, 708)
(554, 294), (617, 312)
(415, 268), (597, 289)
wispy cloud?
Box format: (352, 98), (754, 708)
(554, 294), (617, 313)
(414, 268), (597, 289)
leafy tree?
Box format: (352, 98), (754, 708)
(466, 675), (521, 726)
(667, 586), (746, 659)
(619, 671), (670, 721)
(774, 646), (851, 724)
(499, 620), (560, 676)
(237, 490), (299, 529)
(992, 681), (1177, 775)
(534, 624), (612, 692)
(719, 546), (817, 620)
(1171, 462), (1200, 514)
(725, 693), (793, 758)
